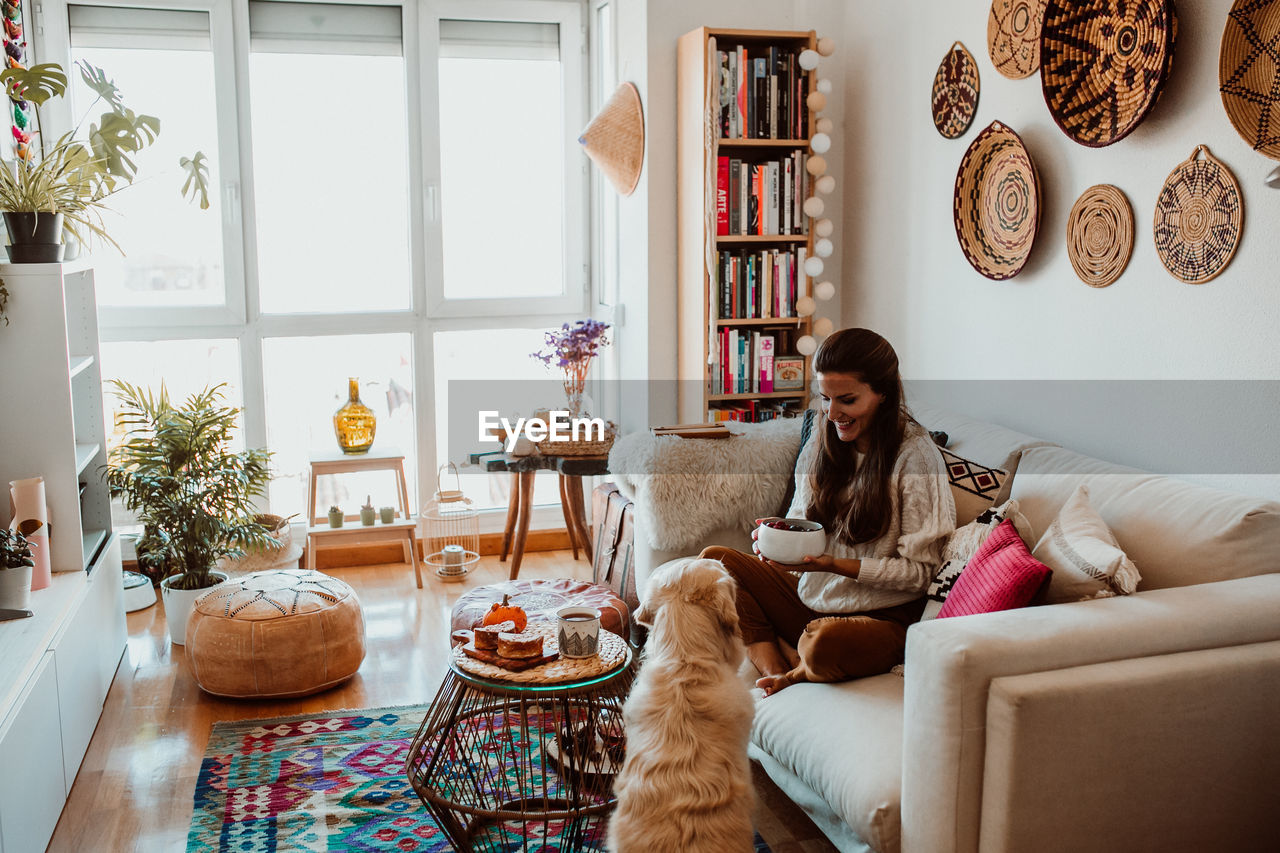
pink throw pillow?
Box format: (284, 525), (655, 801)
(936, 520), (1051, 618)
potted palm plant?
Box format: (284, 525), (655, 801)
(0, 61), (209, 262)
(0, 528), (36, 611)
(103, 381), (274, 645)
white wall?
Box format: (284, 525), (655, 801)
(837, 0), (1280, 488)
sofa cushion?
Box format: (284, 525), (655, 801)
(752, 675), (906, 853)
(939, 447), (1009, 526)
(923, 499), (1034, 620)
(911, 402), (1057, 503)
(1032, 483), (1140, 602)
(1011, 445), (1280, 590)
(936, 521), (1051, 618)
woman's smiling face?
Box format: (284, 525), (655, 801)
(817, 371), (884, 450)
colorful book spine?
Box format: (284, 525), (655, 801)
(716, 156), (730, 235)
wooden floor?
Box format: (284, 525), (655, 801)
(48, 551), (836, 852)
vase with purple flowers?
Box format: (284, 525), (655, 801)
(531, 318), (611, 419)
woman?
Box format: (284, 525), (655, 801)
(700, 328), (954, 696)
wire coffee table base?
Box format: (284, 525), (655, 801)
(406, 655), (634, 852)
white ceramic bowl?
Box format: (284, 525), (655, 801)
(756, 517), (826, 565)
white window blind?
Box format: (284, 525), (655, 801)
(68, 5), (211, 50)
(439, 19), (558, 61)
(249, 1), (402, 56)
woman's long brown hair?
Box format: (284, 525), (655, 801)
(804, 328), (908, 546)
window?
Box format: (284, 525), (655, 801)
(41, 0), (591, 525)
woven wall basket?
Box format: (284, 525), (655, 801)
(932, 41), (980, 139)
(953, 121), (1041, 281)
(1066, 184), (1133, 288)
(1219, 0), (1280, 160)
(988, 0), (1047, 80)
(1041, 0), (1176, 147)
(1153, 145), (1243, 285)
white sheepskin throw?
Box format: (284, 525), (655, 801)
(608, 418), (804, 551)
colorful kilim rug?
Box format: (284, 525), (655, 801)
(189, 704), (773, 852)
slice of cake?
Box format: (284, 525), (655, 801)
(497, 630), (544, 659)
(474, 620), (515, 650)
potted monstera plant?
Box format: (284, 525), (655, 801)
(103, 381), (273, 645)
(0, 61), (209, 262)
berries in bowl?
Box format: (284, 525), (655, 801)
(756, 517), (826, 565)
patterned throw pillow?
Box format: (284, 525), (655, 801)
(940, 447), (1008, 526)
(1033, 483), (1141, 603)
(936, 520), (1052, 618)
(922, 499), (1031, 621)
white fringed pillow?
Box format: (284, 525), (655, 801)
(1032, 483), (1141, 603)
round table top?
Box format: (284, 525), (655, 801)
(448, 631), (633, 695)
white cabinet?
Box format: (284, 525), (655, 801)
(0, 263), (125, 852)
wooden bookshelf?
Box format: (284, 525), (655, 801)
(677, 26), (816, 424)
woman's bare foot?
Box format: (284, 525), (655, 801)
(755, 671), (807, 696)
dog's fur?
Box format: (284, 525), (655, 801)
(608, 558), (756, 853)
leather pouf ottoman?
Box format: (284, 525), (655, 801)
(450, 578), (632, 644)
(186, 569), (366, 699)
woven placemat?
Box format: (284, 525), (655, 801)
(452, 621), (629, 684)
(988, 0), (1046, 79)
(1219, 0), (1280, 160)
(1041, 0), (1176, 147)
(953, 121), (1041, 281)
(1066, 184), (1134, 288)
(1154, 145), (1244, 285)
(932, 42), (980, 139)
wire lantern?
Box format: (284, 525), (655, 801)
(422, 463), (480, 581)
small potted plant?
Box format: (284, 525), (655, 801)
(0, 528), (36, 611)
(104, 381), (274, 645)
(360, 495), (376, 526)
(328, 506), (344, 528)
(379, 505), (395, 524)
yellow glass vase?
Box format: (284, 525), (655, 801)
(333, 377), (376, 454)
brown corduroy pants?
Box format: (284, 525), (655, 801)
(700, 545), (925, 683)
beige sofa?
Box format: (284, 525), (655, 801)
(610, 404), (1280, 853)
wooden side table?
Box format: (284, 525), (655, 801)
(471, 452), (610, 581)
(304, 447), (423, 588)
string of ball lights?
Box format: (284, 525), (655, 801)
(794, 36), (837, 358)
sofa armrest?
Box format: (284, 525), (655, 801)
(899, 573), (1280, 853)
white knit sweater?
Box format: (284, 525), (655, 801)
(786, 420), (955, 613)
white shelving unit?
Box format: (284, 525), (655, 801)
(0, 261), (126, 853)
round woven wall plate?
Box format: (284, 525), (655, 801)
(988, 0), (1047, 79)
(933, 42), (981, 139)
(1066, 184), (1134, 288)
(1220, 0), (1280, 160)
(1153, 145), (1244, 285)
(953, 121), (1041, 281)
(1041, 0), (1176, 147)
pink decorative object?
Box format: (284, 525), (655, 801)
(9, 476), (51, 590)
(936, 519), (1050, 618)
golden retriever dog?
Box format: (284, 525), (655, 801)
(608, 558), (756, 853)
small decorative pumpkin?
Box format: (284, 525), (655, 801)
(480, 594), (527, 632)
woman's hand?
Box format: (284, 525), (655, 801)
(798, 553), (838, 572)
(752, 519), (789, 571)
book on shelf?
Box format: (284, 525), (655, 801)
(718, 153), (808, 237)
(716, 248), (800, 319)
(715, 42), (809, 141)
(774, 356), (805, 390)
(716, 156), (730, 235)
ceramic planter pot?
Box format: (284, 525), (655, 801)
(0, 565), (32, 610)
(328, 510), (344, 528)
(3, 211), (66, 263)
(161, 571), (228, 645)
(380, 506), (395, 524)
(360, 507), (376, 526)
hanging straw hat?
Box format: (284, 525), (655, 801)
(579, 82), (645, 196)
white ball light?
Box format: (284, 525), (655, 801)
(803, 256), (825, 277)
(815, 218), (834, 237)
(806, 91), (827, 112)
(817, 78), (832, 95)
(816, 117), (834, 134)
(803, 196), (825, 218)
(817, 37), (835, 57)
(797, 335), (818, 356)
(796, 295), (816, 316)
(815, 280), (836, 301)
(798, 49), (820, 71)
(805, 155), (827, 176)
(815, 238), (834, 258)
(810, 132), (831, 154)
(813, 317), (835, 337)
(816, 175), (836, 194)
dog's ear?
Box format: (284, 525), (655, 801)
(713, 574), (740, 637)
(634, 600), (655, 628)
